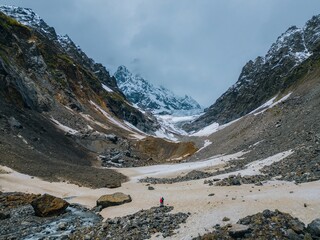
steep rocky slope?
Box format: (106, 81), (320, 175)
(0, 6), (197, 186)
(114, 65), (201, 115)
(185, 15), (320, 131)
(186, 43), (320, 184)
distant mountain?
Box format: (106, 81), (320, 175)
(114, 66), (202, 115)
(184, 15), (320, 131)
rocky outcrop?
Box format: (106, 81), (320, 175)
(31, 194), (69, 217)
(307, 219), (320, 237)
(185, 15), (320, 131)
(96, 192), (132, 209)
(114, 65), (201, 115)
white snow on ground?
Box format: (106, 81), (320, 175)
(191, 118), (242, 137)
(80, 113), (110, 130)
(241, 150), (293, 175)
(90, 101), (147, 140)
(101, 84), (113, 92)
(157, 114), (201, 124)
(117, 151), (247, 182)
(155, 113), (202, 136)
(249, 140), (265, 149)
(190, 92), (292, 138)
(117, 150), (293, 182)
(154, 128), (178, 142)
(215, 150), (293, 179)
(17, 134), (28, 145)
(249, 96), (277, 114)
(50, 117), (78, 135)
(251, 92), (292, 116)
(123, 121), (146, 140)
(191, 122), (219, 137)
(90, 101), (132, 132)
(197, 140), (212, 153)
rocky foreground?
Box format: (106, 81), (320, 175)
(0, 192), (189, 240)
(1, 191), (320, 239)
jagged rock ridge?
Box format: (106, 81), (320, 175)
(114, 65), (201, 115)
(185, 15), (320, 131)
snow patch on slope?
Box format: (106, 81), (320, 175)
(90, 101), (146, 139)
(102, 84), (113, 92)
(251, 92), (292, 116)
(50, 117), (78, 135)
(191, 118), (242, 137)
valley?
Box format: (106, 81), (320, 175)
(0, 5), (320, 240)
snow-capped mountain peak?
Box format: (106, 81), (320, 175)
(114, 66), (202, 115)
(0, 5), (58, 39)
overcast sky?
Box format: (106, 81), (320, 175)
(1, 0), (320, 106)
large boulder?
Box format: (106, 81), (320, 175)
(31, 194), (69, 217)
(97, 192), (132, 209)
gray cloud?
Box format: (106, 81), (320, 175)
(1, 0), (320, 106)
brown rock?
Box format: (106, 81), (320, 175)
(31, 194), (69, 217)
(0, 192), (40, 210)
(97, 192), (132, 209)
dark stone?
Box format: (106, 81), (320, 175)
(0, 211), (10, 220)
(307, 218), (320, 237)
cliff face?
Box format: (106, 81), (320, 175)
(0, 6), (158, 133)
(184, 15), (320, 131)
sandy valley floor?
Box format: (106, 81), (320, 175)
(1, 150), (320, 240)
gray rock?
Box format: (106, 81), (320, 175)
(228, 224), (251, 238)
(307, 218), (320, 237)
(286, 229), (300, 240)
(8, 116), (22, 129)
(0, 211), (10, 220)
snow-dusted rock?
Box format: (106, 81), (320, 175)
(114, 66), (201, 115)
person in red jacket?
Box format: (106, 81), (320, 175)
(160, 197), (164, 207)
